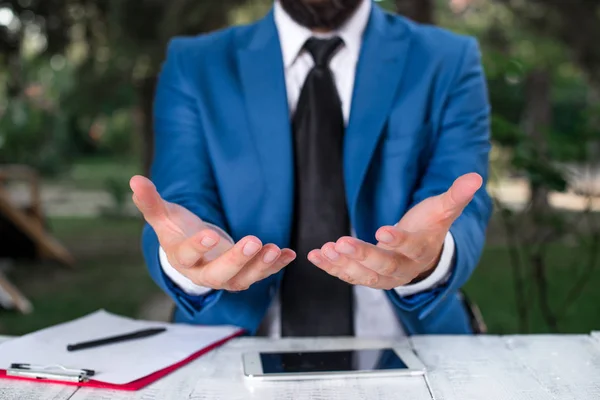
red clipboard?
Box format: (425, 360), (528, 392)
(0, 329), (244, 391)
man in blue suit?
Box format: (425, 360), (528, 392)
(130, 0), (492, 338)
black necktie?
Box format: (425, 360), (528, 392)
(280, 37), (354, 337)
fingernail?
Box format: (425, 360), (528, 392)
(282, 254), (296, 264)
(378, 231), (394, 244)
(201, 236), (217, 247)
(337, 242), (356, 255)
(263, 250), (278, 264)
(243, 241), (261, 256)
(323, 248), (339, 261)
(309, 254), (322, 265)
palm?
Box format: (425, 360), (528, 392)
(130, 175), (295, 292)
(396, 196), (445, 233)
(159, 202), (234, 263)
(307, 173), (484, 290)
(164, 202), (209, 241)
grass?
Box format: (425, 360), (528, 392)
(465, 242), (600, 334)
(1, 216), (599, 336)
(52, 156), (141, 190)
(0, 217), (161, 336)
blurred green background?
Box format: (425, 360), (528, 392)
(0, 0), (599, 336)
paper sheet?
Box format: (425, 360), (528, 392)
(0, 310), (241, 385)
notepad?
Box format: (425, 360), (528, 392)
(0, 310), (243, 389)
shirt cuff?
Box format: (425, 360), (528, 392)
(393, 231), (455, 297)
(158, 222), (235, 296)
(159, 246), (213, 296)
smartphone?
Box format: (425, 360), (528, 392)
(242, 347), (426, 381)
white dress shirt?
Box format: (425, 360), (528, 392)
(159, 0), (455, 339)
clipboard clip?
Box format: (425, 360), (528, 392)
(7, 363), (96, 383)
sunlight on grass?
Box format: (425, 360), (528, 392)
(54, 157), (141, 190)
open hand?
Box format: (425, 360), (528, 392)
(130, 176), (296, 292)
(307, 173), (483, 289)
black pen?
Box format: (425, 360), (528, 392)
(66, 327), (167, 352)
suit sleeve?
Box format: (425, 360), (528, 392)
(141, 38), (228, 318)
(387, 37), (493, 320)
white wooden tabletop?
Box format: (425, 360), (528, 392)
(1, 334), (600, 400)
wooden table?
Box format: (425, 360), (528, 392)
(1, 333), (599, 400)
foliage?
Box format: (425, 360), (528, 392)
(0, 0), (598, 334)
(0, 97), (70, 176)
(465, 237), (600, 334)
(0, 54), (76, 175)
(491, 0), (600, 90)
(92, 110), (137, 156)
(102, 176), (132, 218)
(0, 0), (256, 175)
(432, 0), (600, 333)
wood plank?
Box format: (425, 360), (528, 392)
(0, 379), (78, 400)
(71, 338), (433, 400)
(504, 335), (600, 399)
(0, 271), (33, 314)
(5, 335), (600, 400)
(412, 335), (552, 400)
(411, 334), (600, 400)
(0, 187), (74, 267)
(70, 352), (208, 400)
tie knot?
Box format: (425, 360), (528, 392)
(304, 36), (344, 67)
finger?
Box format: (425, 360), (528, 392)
(375, 226), (416, 254)
(334, 236), (414, 278)
(130, 175), (170, 228)
(197, 236), (263, 289)
(438, 173), (482, 221)
(375, 226), (438, 263)
(226, 247), (296, 292)
(309, 244), (379, 287)
(171, 229), (222, 268)
(309, 249), (404, 290)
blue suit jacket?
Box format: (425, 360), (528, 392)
(142, 3), (493, 335)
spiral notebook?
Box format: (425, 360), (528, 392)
(0, 310), (244, 391)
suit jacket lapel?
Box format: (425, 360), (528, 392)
(344, 6), (414, 221)
(236, 12), (294, 246)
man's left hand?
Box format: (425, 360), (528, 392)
(307, 173), (482, 289)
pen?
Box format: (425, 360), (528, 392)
(66, 327), (167, 352)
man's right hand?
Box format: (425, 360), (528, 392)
(130, 176), (296, 292)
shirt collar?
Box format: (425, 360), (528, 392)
(274, 0), (372, 68)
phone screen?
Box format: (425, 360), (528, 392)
(259, 349), (408, 374)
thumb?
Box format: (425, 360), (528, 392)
(438, 173), (483, 221)
(130, 175), (169, 228)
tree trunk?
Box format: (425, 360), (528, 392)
(139, 76), (157, 177)
(585, 86), (600, 197)
(139, 2), (238, 177)
(395, 0), (434, 24)
(523, 69), (552, 213)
